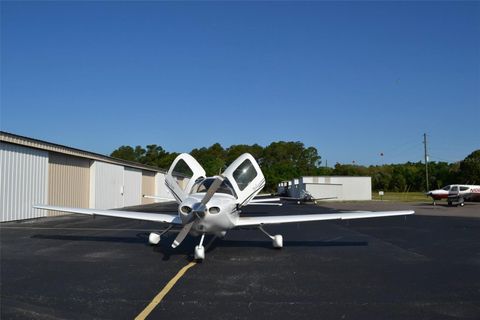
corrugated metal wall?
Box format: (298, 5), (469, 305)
(1, 142), (48, 222)
(123, 167), (142, 207)
(142, 171), (155, 204)
(90, 161), (124, 209)
(48, 152), (90, 216)
(1, 134), (185, 221)
(300, 176), (372, 201)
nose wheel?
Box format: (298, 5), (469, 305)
(259, 226), (283, 248)
(194, 234), (206, 261)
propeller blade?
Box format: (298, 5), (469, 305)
(171, 221), (194, 248)
(200, 176), (224, 206)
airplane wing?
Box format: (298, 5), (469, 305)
(235, 210), (414, 227)
(142, 195), (176, 202)
(254, 193), (275, 198)
(249, 198), (281, 203)
(34, 205), (182, 224)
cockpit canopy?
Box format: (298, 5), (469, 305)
(441, 185), (470, 192)
(191, 177), (237, 197)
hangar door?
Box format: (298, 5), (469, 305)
(90, 162), (144, 209)
(90, 161), (124, 209)
(48, 152), (90, 216)
(142, 171), (155, 204)
(123, 167), (142, 207)
(1, 142), (48, 222)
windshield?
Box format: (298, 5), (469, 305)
(442, 185), (451, 191)
(191, 178), (236, 197)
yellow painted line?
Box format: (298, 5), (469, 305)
(135, 236), (216, 319)
(134, 261), (197, 320)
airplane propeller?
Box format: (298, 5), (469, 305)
(171, 176), (224, 248)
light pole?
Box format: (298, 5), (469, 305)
(423, 133), (429, 191)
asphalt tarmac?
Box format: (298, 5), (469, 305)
(1, 201), (479, 319)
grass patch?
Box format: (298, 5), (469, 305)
(372, 192), (430, 202)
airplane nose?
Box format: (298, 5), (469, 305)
(192, 202), (207, 218)
(195, 210), (206, 218)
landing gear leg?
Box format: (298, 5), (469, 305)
(259, 225), (283, 248)
(194, 234), (206, 261)
(149, 226), (173, 245)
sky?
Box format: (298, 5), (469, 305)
(1, 1), (479, 166)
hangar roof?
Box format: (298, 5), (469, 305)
(0, 131), (167, 173)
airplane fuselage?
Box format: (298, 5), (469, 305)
(427, 184), (480, 202)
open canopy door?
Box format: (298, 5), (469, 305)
(165, 153), (206, 203)
(222, 153), (265, 207)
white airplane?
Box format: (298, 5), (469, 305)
(427, 184), (480, 206)
(35, 153), (414, 261)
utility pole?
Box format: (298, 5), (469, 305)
(423, 133), (429, 191)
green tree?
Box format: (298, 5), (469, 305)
(142, 144), (168, 167)
(261, 141), (322, 190)
(225, 144), (263, 165)
(191, 143), (226, 176)
(111, 146), (137, 162)
(111, 142), (478, 193)
(459, 150), (480, 184)
(157, 152), (179, 170)
(111, 145), (145, 162)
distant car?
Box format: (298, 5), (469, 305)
(427, 184), (480, 206)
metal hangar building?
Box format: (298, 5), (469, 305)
(278, 176), (372, 201)
(0, 131), (180, 222)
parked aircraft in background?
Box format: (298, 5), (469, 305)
(280, 190), (337, 204)
(427, 184), (480, 206)
(35, 153), (414, 261)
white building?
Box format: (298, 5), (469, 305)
(0, 131), (179, 222)
(282, 176), (372, 201)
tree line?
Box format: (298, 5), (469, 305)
(111, 143), (480, 192)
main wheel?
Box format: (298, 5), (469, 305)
(194, 245), (205, 261)
(272, 235), (283, 248)
(148, 232), (161, 245)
